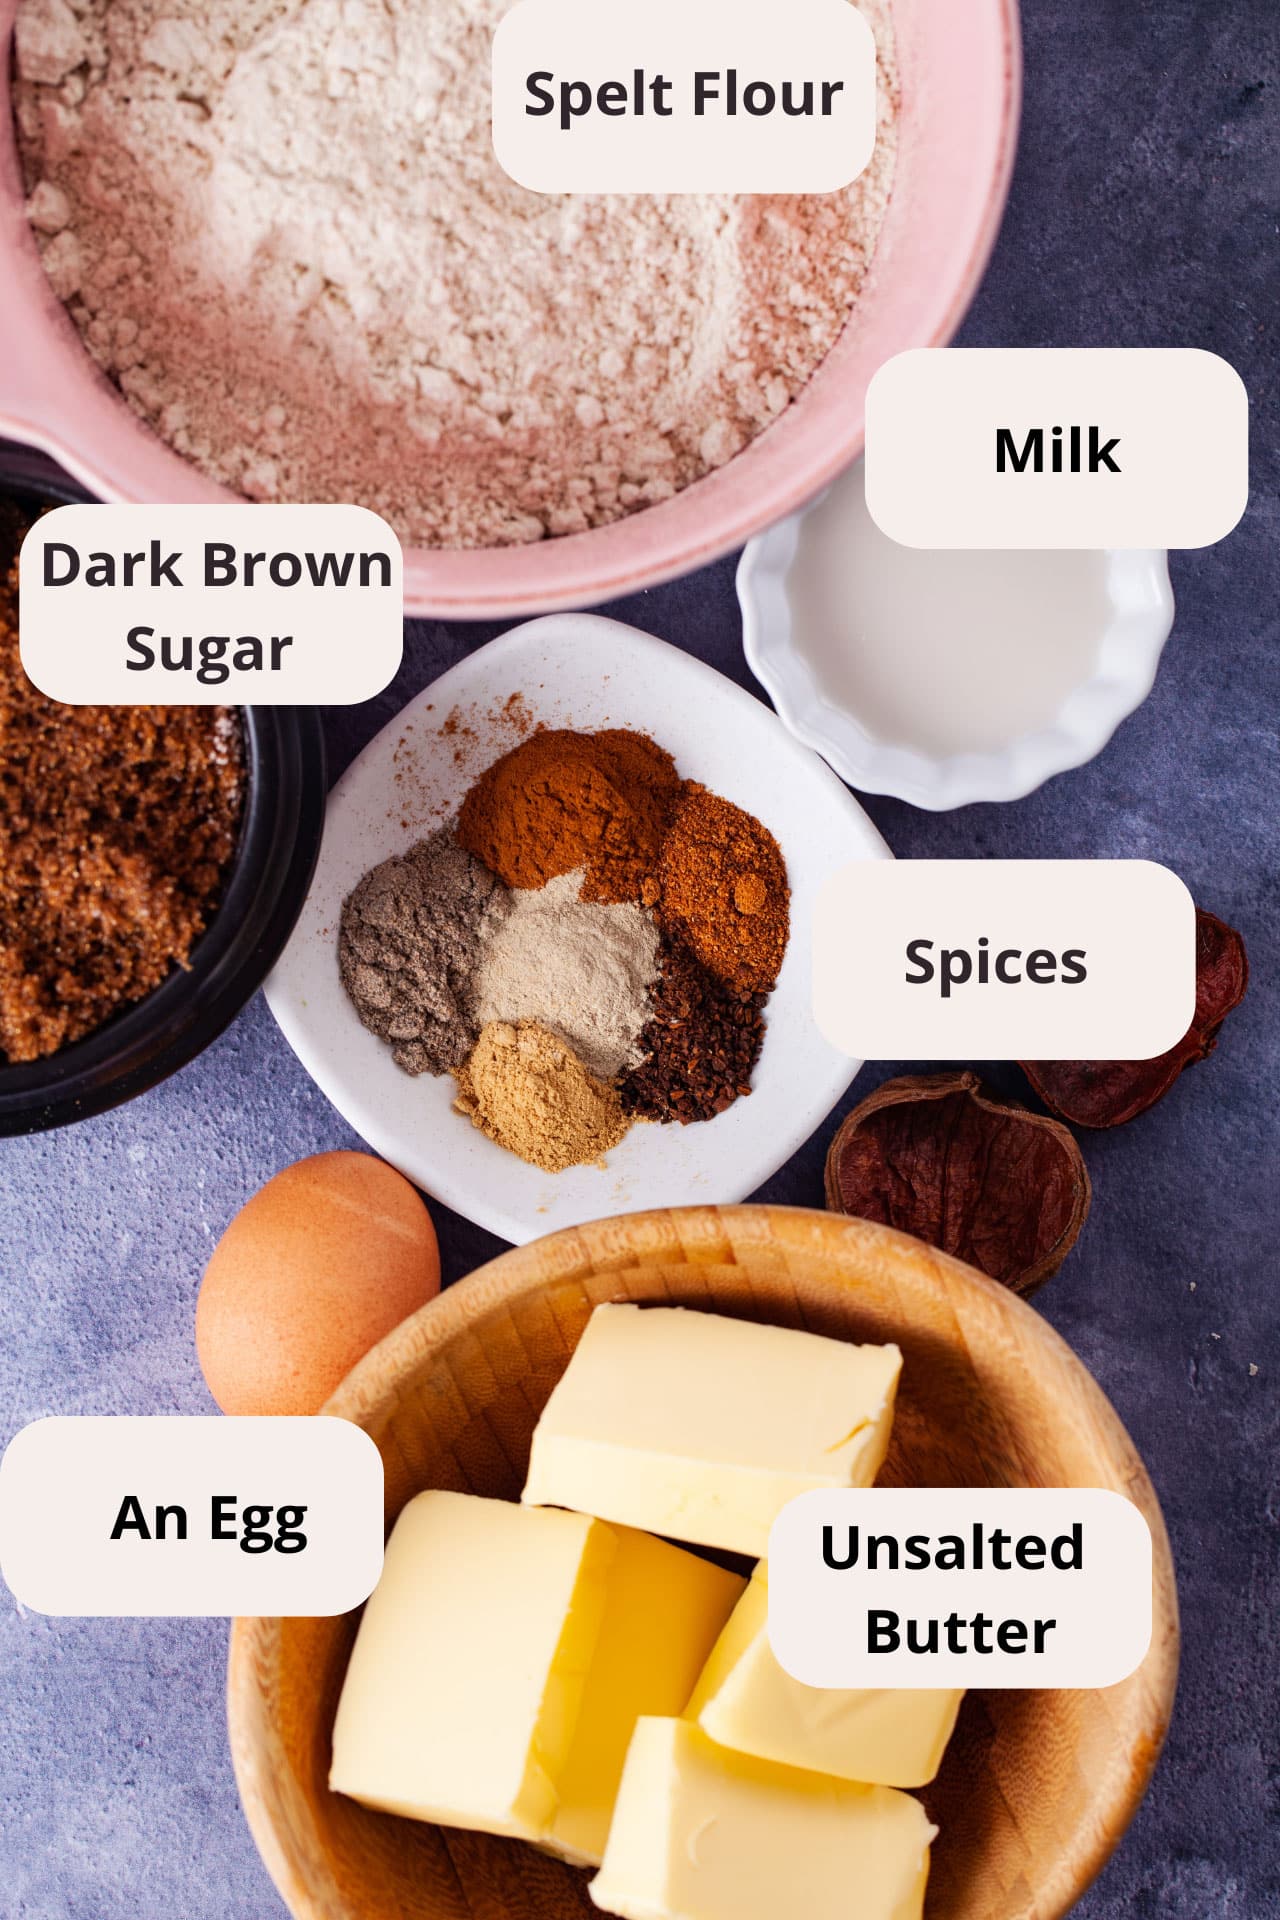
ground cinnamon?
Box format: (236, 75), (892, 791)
(456, 727), (679, 903)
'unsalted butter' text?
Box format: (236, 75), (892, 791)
(769, 1489), (1153, 1690)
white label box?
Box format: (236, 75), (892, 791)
(865, 347), (1248, 548)
(19, 504), (403, 705)
(491, 0), (876, 194)
(769, 1488), (1153, 1689)
(813, 859), (1196, 1061)
(0, 1417), (384, 1616)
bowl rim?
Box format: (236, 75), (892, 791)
(228, 1204), (1180, 1920)
(0, 0), (1023, 618)
(0, 451), (329, 1130)
(738, 494), (1176, 810)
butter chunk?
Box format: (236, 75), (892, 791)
(590, 1717), (935, 1920)
(330, 1490), (615, 1839)
(549, 1528), (745, 1866)
(689, 1567), (963, 1788)
(523, 1304), (902, 1556)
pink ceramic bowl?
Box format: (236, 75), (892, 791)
(0, 0), (1018, 619)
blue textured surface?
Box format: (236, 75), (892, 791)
(2, 0), (1278, 1914)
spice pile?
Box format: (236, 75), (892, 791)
(339, 726), (790, 1172)
(0, 501), (245, 1064)
(12, 0), (898, 547)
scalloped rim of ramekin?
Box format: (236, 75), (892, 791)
(738, 507), (1175, 810)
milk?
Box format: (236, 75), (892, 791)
(786, 462), (1113, 757)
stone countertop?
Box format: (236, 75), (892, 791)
(2, 0), (1277, 1913)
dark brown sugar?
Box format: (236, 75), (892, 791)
(0, 502), (245, 1063)
(620, 935), (767, 1125)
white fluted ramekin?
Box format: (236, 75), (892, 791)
(738, 511), (1174, 810)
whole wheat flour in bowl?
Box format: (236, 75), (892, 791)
(12, 0), (898, 549)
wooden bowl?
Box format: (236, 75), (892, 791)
(228, 1206), (1178, 1920)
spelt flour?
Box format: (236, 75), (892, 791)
(14, 0), (899, 547)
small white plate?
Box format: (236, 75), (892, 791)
(265, 616), (890, 1244)
(739, 499), (1175, 811)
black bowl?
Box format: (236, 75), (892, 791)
(0, 443), (328, 1133)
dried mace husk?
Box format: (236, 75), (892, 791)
(824, 1071), (1091, 1297)
(1020, 908), (1249, 1129)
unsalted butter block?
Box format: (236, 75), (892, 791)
(589, 1717), (936, 1920)
(329, 1490), (615, 1839)
(523, 1304), (902, 1556)
(688, 1566), (963, 1789)
(548, 1528), (745, 1866)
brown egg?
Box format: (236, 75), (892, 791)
(196, 1151), (441, 1415)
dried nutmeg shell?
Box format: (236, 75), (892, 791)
(1021, 908), (1248, 1129)
(824, 1071), (1091, 1297)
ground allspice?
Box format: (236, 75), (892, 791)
(0, 501), (245, 1063)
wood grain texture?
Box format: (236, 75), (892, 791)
(227, 1205), (1179, 1920)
